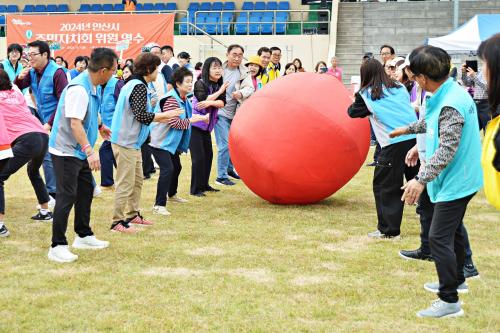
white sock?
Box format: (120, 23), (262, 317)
(0, 221), (4, 228)
(40, 208), (49, 215)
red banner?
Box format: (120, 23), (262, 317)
(6, 13), (174, 63)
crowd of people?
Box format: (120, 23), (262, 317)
(0, 33), (498, 319)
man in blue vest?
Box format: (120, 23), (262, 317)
(47, 48), (117, 263)
(15, 40), (69, 203)
(391, 46), (483, 318)
(97, 76), (124, 189)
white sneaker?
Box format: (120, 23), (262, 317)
(153, 205), (171, 216)
(93, 185), (102, 198)
(37, 195), (56, 210)
(72, 235), (109, 249)
(169, 195), (188, 203)
(48, 245), (78, 263)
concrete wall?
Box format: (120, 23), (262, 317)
(0, 35), (330, 71)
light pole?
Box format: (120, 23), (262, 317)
(453, 0), (460, 29)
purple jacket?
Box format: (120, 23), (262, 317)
(191, 85), (219, 132)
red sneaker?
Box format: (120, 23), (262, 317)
(111, 221), (138, 233)
(128, 214), (154, 226)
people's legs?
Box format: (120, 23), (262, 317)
(214, 115), (231, 179)
(475, 100), (491, 132)
(51, 155), (81, 247)
(168, 152), (182, 197)
(99, 140), (116, 187)
(42, 152), (57, 197)
(373, 143), (381, 163)
(417, 188), (434, 255)
(190, 127), (206, 194)
(26, 133), (50, 206)
(125, 149), (144, 219)
(73, 160), (94, 238)
(429, 194), (474, 303)
(112, 144), (137, 223)
(141, 138), (153, 178)
(461, 224), (474, 265)
(203, 131), (213, 189)
(150, 147), (173, 207)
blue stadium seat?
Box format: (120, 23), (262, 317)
(237, 12), (248, 20)
(7, 5), (19, 13)
(254, 2), (265, 10)
(212, 2), (223, 11)
(24, 5), (35, 12)
(179, 17), (191, 35)
(135, 3), (143, 10)
(223, 2), (235, 11)
(46, 4), (58, 12)
(166, 3), (177, 10)
(267, 2), (278, 10)
(0, 15), (5, 25)
(205, 16), (219, 34)
(199, 2), (211, 11)
(222, 12), (233, 22)
(278, 1), (290, 10)
(249, 15), (260, 34)
(90, 4), (102, 11)
(235, 23), (247, 35)
(276, 13), (287, 34)
(188, 3), (199, 11)
(35, 5), (47, 12)
(260, 13), (274, 34)
(102, 4), (114, 11)
(57, 4), (70, 12)
(113, 3), (125, 11)
(0, 5), (8, 13)
(153, 3), (165, 11)
(241, 2), (253, 11)
(142, 3), (154, 11)
(79, 4), (91, 12)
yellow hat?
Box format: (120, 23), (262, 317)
(245, 55), (263, 69)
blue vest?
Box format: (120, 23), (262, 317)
(360, 84), (417, 147)
(110, 79), (151, 149)
(49, 71), (100, 160)
(2, 59), (23, 82)
(98, 77), (119, 128)
(30, 61), (60, 124)
(69, 69), (81, 80)
(150, 89), (192, 154)
(425, 78), (483, 203)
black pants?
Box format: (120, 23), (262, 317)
(475, 99), (491, 132)
(150, 147), (182, 206)
(373, 139), (418, 236)
(99, 140), (116, 187)
(51, 154), (94, 247)
(429, 193), (475, 303)
(417, 188), (474, 264)
(189, 127), (213, 194)
(141, 137), (155, 177)
(0, 132), (50, 214)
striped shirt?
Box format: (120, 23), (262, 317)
(162, 97), (190, 130)
(461, 70), (488, 100)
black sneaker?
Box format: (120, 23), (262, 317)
(0, 224), (10, 237)
(399, 248), (433, 262)
(215, 178), (235, 186)
(31, 211), (53, 222)
(227, 170), (241, 180)
(205, 186), (220, 192)
(464, 263), (480, 279)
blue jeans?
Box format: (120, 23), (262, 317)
(99, 140), (116, 186)
(214, 115), (235, 179)
(43, 151), (57, 195)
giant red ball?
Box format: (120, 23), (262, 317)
(229, 72), (370, 204)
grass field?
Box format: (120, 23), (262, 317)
(0, 146), (498, 333)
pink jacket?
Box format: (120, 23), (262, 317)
(0, 112), (12, 160)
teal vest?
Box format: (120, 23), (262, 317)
(150, 88), (192, 154)
(98, 77), (119, 128)
(30, 61), (60, 123)
(2, 59), (23, 82)
(360, 84), (417, 147)
(425, 78), (483, 203)
(110, 79), (151, 149)
(49, 71), (100, 160)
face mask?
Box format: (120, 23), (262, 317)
(320, 67), (327, 73)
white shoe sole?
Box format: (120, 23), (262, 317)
(465, 274), (480, 280)
(48, 253), (78, 263)
(398, 251), (432, 261)
(417, 309), (464, 318)
(424, 285), (469, 294)
(0, 231), (10, 237)
(153, 211), (171, 216)
(72, 243), (109, 250)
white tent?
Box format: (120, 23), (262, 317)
(427, 14), (500, 53)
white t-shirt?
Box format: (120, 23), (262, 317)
(49, 85), (95, 157)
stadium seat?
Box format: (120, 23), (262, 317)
(205, 16), (219, 34)
(199, 2), (211, 11)
(179, 17), (190, 35)
(166, 3), (177, 11)
(24, 5), (35, 12)
(102, 4), (114, 11)
(135, 3), (143, 10)
(255, 2), (266, 10)
(79, 4), (91, 12)
(57, 4), (70, 12)
(267, 2), (278, 10)
(0, 6), (7, 13)
(142, 3), (154, 11)
(7, 5), (19, 13)
(153, 3), (165, 11)
(222, 12), (233, 21)
(276, 13), (288, 34)
(249, 15), (260, 34)
(46, 4), (58, 12)
(278, 1), (290, 10)
(113, 3), (125, 11)
(242, 2), (253, 11)
(90, 4), (102, 11)
(261, 13), (274, 35)
(223, 2), (235, 11)
(188, 3), (199, 11)
(0, 15), (5, 25)
(212, 2), (223, 11)
(35, 5), (47, 12)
